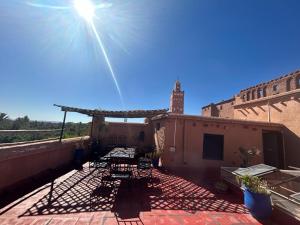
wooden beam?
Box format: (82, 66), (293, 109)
(54, 104), (168, 118)
(59, 111), (67, 142)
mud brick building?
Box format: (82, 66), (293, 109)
(202, 70), (300, 167)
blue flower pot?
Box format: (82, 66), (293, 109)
(244, 188), (272, 219)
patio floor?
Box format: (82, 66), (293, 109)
(0, 164), (275, 225)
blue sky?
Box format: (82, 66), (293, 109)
(1, 0), (300, 123)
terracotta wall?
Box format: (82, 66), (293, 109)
(217, 101), (235, 118)
(201, 70), (300, 167)
(92, 118), (154, 147)
(153, 115), (282, 170)
(202, 104), (218, 117)
(202, 99), (235, 118)
(0, 137), (90, 194)
(234, 90), (300, 167)
(238, 71), (300, 103)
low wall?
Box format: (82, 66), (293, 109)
(0, 136), (90, 194)
(92, 119), (154, 148)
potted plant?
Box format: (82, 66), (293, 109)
(74, 139), (85, 170)
(146, 150), (162, 168)
(238, 175), (272, 219)
(239, 147), (260, 168)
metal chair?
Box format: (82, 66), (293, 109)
(137, 157), (152, 179)
(110, 158), (133, 180)
(87, 156), (110, 187)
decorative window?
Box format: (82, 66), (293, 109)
(251, 90), (256, 100)
(263, 87), (267, 97)
(273, 84), (278, 92)
(286, 78), (292, 91)
(246, 92), (250, 101)
(257, 89), (263, 98)
(203, 134), (224, 160)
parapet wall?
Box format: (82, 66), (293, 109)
(202, 98), (235, 118)
(0, 137), (90, 194)
(202, 70), (300, 117)
(237, 70), (300, 104)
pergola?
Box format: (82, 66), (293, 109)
(54, 104), (168, 141)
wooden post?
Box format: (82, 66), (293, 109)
(267, 101), (271, 122)
(90, 115), (94, 138)
(59, 111), (67, 142)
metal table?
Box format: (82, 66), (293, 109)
(103, 147), (137, 180)
(104, 147), (136, 160)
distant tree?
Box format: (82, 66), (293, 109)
(12, 115), (30, 130)
(0, 112), (89, 143)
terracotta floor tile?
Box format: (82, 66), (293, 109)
(181, 215), (218, 225)
(62, 218), (78, 225)
(101, 217), (118, 225)
(48, 217), (66, 225)
(15, 217), (37, 225)
(31, 218), (51, 225)
(3, 217), (21, 225)
(0, 165), (270, 225)
(155, 216), (182, 225)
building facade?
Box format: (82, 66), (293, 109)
(87, 71), (300, 171)
(152, 114), (283, 174)
(170, 80), (184, 114)
(202, 70), (300, 167)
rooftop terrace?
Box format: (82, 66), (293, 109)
(0, 132), (298, 225)
(0, 163), (269, 225)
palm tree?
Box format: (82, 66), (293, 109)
(0, 113), (8, 122)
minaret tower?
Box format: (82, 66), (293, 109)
(170, 80), (184, 114)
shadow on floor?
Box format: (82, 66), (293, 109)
(18, 165), (248, 221)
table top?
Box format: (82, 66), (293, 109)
(104, 147), (136, 159)
(221, 164), (277, 177)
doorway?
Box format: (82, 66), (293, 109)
(262, 131), (284, 168)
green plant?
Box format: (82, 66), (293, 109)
(146, 150), (162, 159)
(239, 146), (260, 167)
(237, 175), (272, 195)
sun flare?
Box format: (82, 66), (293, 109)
(73, 0), (95, 22)
(28, 0), (124, 106)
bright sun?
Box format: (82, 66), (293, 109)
(73, 0), (95, 22)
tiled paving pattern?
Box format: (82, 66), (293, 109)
(0, 164), (275, 224)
